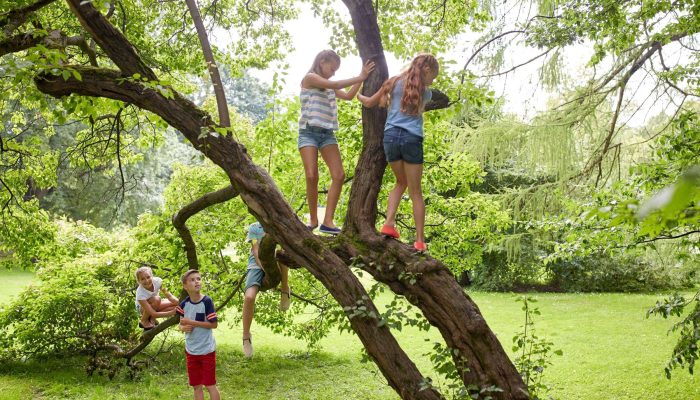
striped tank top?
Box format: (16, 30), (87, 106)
(299, 87), (338, 131)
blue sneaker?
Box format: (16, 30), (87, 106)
(319, 224), (341, 235)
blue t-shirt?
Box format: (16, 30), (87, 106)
(385, 79), (432, 137)
(176, 295), (217, 355)
(245, 222), (265, 270)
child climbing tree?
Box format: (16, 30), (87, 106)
(1, 1), (529, 399)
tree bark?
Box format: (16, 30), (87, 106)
(341, 0), (389, 235)
(172, 185), (239, 270)
(184, 0), (230, 128)
(338, 1), (529, 397)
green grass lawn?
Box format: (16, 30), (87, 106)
(0, 269), (697, 399)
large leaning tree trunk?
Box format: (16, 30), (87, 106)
(338, 1), (528, 397)
(30, 1), (528, 398)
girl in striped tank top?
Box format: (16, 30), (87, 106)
(299, 50), (375, 235)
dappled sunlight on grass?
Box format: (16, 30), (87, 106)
(0, 271), (698, 399)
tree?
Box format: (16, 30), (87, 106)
(1, 1), (527, 399)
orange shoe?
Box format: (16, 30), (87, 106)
(413, 241), (427, 252)
(380, 224), (400, 239)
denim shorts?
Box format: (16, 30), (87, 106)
(383, 127), (424, 164)
(298, 126), (338, 149)
(245, 268), (265, 291)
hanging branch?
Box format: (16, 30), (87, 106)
(172, 185), (239, 270)
(185, 0), (230, 128)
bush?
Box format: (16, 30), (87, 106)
(0, 254), (135, 361)
(548, 251), (698, 292)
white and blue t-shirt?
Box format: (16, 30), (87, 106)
(385, 79), (432, 137)
(176, 296), (217, 355)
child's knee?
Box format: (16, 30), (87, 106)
(408, 185), (423, 197)
(331, 168), (345, 182)
(304, 170), (319, 182)
(148, 296), (161, 307)
(244, 291), (257, 303)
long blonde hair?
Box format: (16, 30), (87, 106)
(379, 54), (439, 116)
(306, 49), (341, 76)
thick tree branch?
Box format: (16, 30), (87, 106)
(1, 30), (98, 64)
(64, 0), (156, 80)
(342, 0), (390, 234)
(172, 185), (239, 270)
(424, 89), (451, 111)
(0, 31), (47, 57)
(185, 0), (230, 128)
(0, 0), (57, 33)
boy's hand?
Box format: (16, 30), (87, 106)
(180, 317), (194, 325)
(179, 323), (193, 333)
(360, 60), (376, 79)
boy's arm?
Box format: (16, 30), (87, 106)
(181, 297), (218, 329)
(175, 301), (193, 332)
(180, 319), (218, 329)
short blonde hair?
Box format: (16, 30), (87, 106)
(135, 266), (152, 281)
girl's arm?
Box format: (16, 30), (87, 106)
(303, 60), (375, 92)
(160, 286), (179, 304)
(139, 299), (176, 318)
(334, 61), (375, 100)
(335, 82), (362, 101)
(357, 88), (384, 108)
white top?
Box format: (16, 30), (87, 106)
(135, 276), (162, 307)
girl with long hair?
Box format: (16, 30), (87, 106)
(358, 54), (439, 251)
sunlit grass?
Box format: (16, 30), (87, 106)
(1, 270), (697, 399)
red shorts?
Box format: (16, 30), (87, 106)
(185, 351), (216, 387)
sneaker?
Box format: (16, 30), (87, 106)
(319, 224), (341, 235)
(279, 290), (291, 312)
(413, 241), (427, 252)
(243, 337), (253, 358)
(307, 224), (318, 231)
(380, 224), (400, 239)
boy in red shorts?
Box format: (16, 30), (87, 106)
(177, 269), (220, 400)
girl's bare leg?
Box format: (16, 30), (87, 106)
(404, 162), (425, 243)
(299, 146), (320, 226)
(319, 144), (344, 228)
(385, 161), (408, 227)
